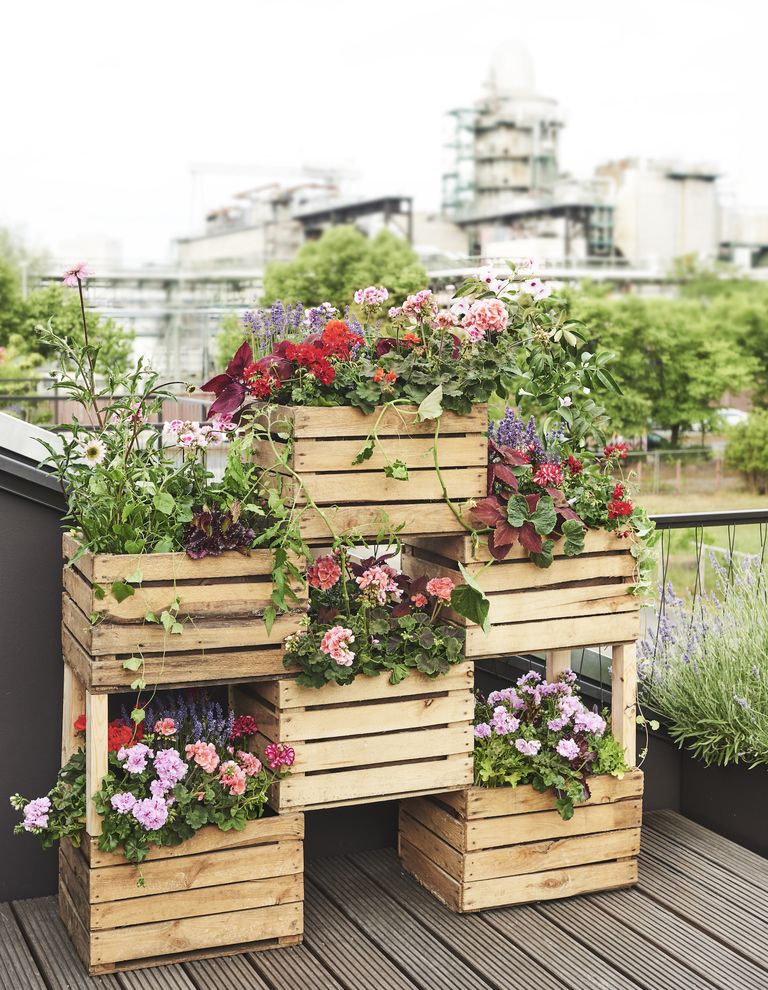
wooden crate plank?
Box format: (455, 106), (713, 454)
(272, 661), (473, 707)
(399, 795), (467, 852)
(275, 756), (472, 810)
(294, 724), (472, 772)
(444, 585), (636, 627)
(293, 435), (487, 472)
(465, 771), (644, 818)
(303, 882), (417, 990)
(298, 467), (485, 505)
(0, 902), (47, 990)
(463, 859), (637, 911)
(612, 643), (637, 765)
(94, 579), (278, 621)
(275, 692), (473, 743)
(299, 502), (475, 542)
(348, 848), (569, 990)
(85, 691), (108, 836)
(89, 902), (303, 967)
(595, 885), (768, 990)
(398, 810), (465, 881)
(407, 528), (628, 563)
(465, 799), (642, 850)
(464, 827), (640, 881)
(288, 404), (487, 438)
(398, 838), (463, 911)
(84, 814), (303, 867)
(62, 663), (86, 764)
(465, 612), (641, 656)
(86, 841), (303, 903)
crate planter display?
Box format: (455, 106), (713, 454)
(233, 662), (475, 812)
(61, 533), (305, 692)
(398, 769), (643, 913)
(402, 530), (641, 657)
(252, 404), (487, 541)
(58, 813), (304, 975)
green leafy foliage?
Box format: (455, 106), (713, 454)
(725, 411), (768, 494)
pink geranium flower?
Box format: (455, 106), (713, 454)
(62, 262), (94, 287)
(426, 577), (455, 602)
(154, 718), (177, 736)
(463, 298), (508, 335)
(320, 625), (356, 666)
(356, 564), (400, 605)
(218, 760), (247, 796)
(236, 751), (263, 777)
(185, 740), (220, 774)
(307, 555), (342, 591)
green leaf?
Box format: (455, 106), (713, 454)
(124, 539), (145, 554)
(152, 491), (175, 515)
(122, 656), (143, 671)
(170, 621), (184, 635)
(450, 562), (490, 634)
(160, 610), (174, 633)
(124, 568), (143, 585)
(529, 539), (555, 569)
(417, 384), (444, 421)
(110, 580), (135, 604)
(144, 611), (158, 623)
(530, 495), (557, 536)
(130, 708), (145, 724)
(92, 584), (106, 601)
(153, 537), (174, 553)
(263, 606), (277, 636)
(388, 663), (410, 685)
(130, 677), (146, 691)
(506, 494), (530, 528)
(352, 440), (375, 465)
(384, 459), (409, 481)
(561, 518), (586, 557)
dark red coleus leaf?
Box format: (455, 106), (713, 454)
(470, 496), (506, 527)
(524, 493), (540, 513)
(316, 604), (341, 625)
(498, 445), (531, 467)
(546, 487), (582, 521)
(492, 463), (519, 491)
(493, 520), (521, 548)
(374, 337), (399, 358)
(518, 521), (543, 554)
(487, 530), (513, 560)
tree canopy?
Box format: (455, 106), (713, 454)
(262, 226), (428, 309)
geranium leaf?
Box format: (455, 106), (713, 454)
(506, 495), (530, 528)
(562, 518), (586, 557)
(153, 492), (175, 515)
(530, 495), (557, 536)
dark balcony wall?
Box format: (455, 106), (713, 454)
(0, 486), (64, 900)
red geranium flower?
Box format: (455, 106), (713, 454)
(565, 455), (583, 474)
(604, 442), (629, 460)
(321, 320), (358, 358)
(73, 714), (87, 735)
(230, 715), (259, 741)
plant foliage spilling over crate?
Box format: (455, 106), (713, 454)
(62, 534), (305, 691)
(253, 404), (487, 541)
(233, 663), (475, 812)
(399, 770), (643, 912)
(402, 530), (641, 657)
(58, 814), (304, 975)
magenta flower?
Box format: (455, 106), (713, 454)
(62, 262), (94, 287)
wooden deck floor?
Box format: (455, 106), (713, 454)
(2, 811), (766, 990)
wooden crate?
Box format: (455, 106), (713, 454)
(58, 813), (304, 975)
(62, 533), (306, 692)
(402, 530), (641, 657)
(398, 770), (643, 912)
(232, 662), (475, 812)
(252, 404), (487, 541)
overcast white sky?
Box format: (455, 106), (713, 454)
(1, 0), (765, 264)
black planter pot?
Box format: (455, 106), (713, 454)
(680, 755), (768, 857)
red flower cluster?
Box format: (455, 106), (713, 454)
(604, 442), (629, 460)
(401, 332), (421, 346)
(532, 463), (564, 487)
(230, 715), (259, 741)
(321, 320), (359, 358)
(244, 363), (279, 399)
(565, 455), (583, 474)
(283, 341), (336, 385)
(607, 482), (633, 520)
(74, 714), (142, 752)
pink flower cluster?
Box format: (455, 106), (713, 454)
(154, 718), (177, 736)
(265, 743), (295, 770)
(320, 625), (356, 666)
(402, 289), (438, 320)
(162, 414), (236, 450)
(22, 797), (51, 831)
(308, 554), (342, 591)
(153, 748), (188, 793)
(356, 564), (401, 605)
(117, 742), (154, 774)
(425, 576), (455, 603)
(185, 740), (220, 773)
(462, 299), (509, 340)
(354, 285), (389, 308)
(218, 760), (247, 796)
(237, 751), (262, 776)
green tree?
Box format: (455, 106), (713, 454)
(262, 226), (428, 309)
(568, 288), (758, 445)
(726, 411), (768, 493)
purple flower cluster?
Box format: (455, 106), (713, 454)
(144, 694), (233, 749)
(22, 797), (51, 832)
(491, 408), (563, 464)
(244, 301), (307, 355)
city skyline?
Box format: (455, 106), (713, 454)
(2, 0), (764, 264)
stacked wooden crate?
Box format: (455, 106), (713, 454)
(399, 528), (643, 911)
(59, 536), (308, 974)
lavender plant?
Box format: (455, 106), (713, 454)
(638, 556), (768, 767)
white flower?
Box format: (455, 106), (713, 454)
(559, 396), (573, 408)
(78, 437), (107, 466)
(520, 279), (552, 302)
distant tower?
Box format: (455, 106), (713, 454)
(442, 42), (564, 217)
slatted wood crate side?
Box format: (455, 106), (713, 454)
(252, 404), (488, 540)
(58, 816), (304, 975)
(398, 772), (643, 912)
(233, 663), (475, 812)
(407, 529), (630, 564)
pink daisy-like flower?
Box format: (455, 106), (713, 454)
(62, 262), (94, 287)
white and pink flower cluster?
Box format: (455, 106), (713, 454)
(354, 285), (389, 310)
(473, 670), (607, 765)
(402, 289), (438, 320)
(162, 413), (237, 450)
(356, 563), (402, 605)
